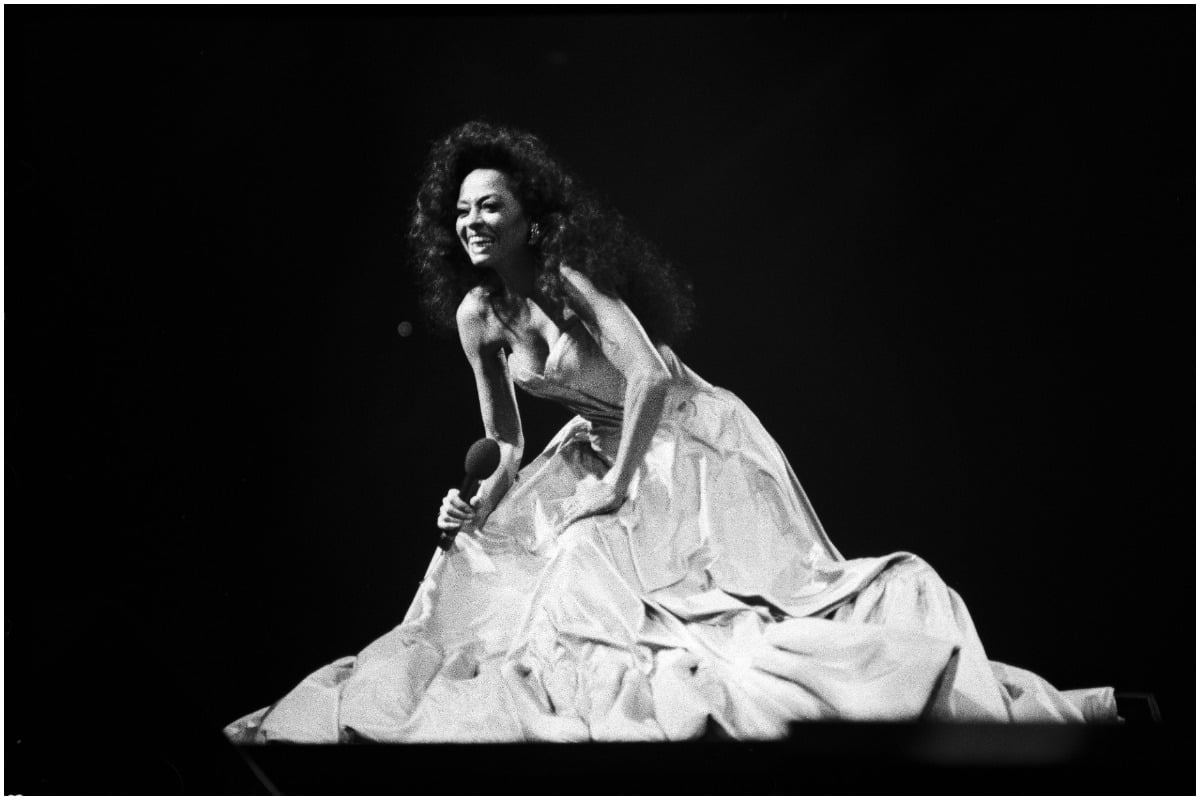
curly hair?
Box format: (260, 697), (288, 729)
(408, 121), (695, 347)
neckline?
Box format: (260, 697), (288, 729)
(512, 316), (584, 383)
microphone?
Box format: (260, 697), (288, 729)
(438, 437), (502, 551)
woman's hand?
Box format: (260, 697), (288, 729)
(560, 474), (626, 530)
(437, 488), (482, 533)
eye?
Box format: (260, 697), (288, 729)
(483, 202), (499, 212)
(456, 208), (468, 217)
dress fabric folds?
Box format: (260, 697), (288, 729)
(226, 321), (1116, 743)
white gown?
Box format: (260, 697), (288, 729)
(225, 316), (1116, 742)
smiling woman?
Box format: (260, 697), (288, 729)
(456, 169), (530, 267)
(225, 121), (1117, 743)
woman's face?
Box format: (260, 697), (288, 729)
(456, 168), (530, 269)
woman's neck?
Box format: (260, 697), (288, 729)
(493, 258), (534, 298)
(491, 253), (562, 325)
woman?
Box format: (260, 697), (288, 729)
(225, 122), (1115, 743)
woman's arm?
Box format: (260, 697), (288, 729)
(445, 290), (524, 529)
(558, 265), (675, 522)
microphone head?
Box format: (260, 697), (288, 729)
(463, 437), (502, 480)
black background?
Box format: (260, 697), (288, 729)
(7, 6), (1195, 793)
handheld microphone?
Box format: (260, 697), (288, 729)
(438, 437), (502, 551)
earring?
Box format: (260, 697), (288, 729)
(528, 222), (542, 245)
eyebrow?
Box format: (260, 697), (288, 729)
(457, 193), (499, 206)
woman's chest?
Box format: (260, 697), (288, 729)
(498, 304), (575, 378)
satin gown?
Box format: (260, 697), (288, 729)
(225, 316), (1116, 743)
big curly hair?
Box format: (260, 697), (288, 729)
(408, 121), (695, 347)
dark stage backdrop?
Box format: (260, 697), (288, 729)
(7, 7), (1195, 793)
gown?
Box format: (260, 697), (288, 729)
(225, 316), (1117, 743)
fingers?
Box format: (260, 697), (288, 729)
(558, 499), (590, 531)
(557, 485), (623, 533)
(558, 508), (596, 536)
(443, 490), (478, 518)
(445, 489), (474, 515)
(438, 489), (481, 531)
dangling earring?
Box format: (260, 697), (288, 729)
(528, 222), (542, 246)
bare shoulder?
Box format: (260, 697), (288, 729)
(455, 286), (505, 358)
(558, 264), (598, 297)
(558, 265), (610, 315)
(455, 285), (492, 328)
(557, 265), (623, 328)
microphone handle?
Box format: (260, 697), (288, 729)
(437, 476), (483, 551)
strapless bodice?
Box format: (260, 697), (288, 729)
(508, 317), (711, 458)
(508, 317), (626, 446)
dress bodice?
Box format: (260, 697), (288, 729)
(508, 317), (710, 458)
(508, 317), (625, 435)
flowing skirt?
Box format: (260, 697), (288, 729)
(226, 382), (1115, 742)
